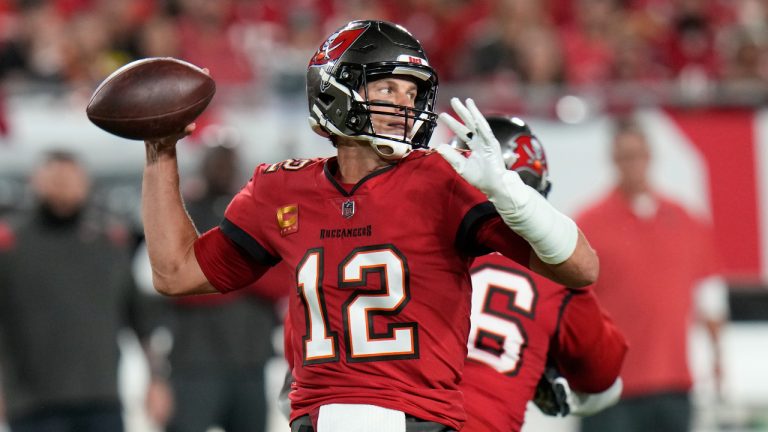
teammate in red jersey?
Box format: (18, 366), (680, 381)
(454, 117), (628, 432)
(138, 20), (598, 432)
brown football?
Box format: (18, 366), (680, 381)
(86, 57), (216, 140)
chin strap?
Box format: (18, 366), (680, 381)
(369, 135), (412, 160)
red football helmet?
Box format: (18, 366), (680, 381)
(450, 116), (551, 197)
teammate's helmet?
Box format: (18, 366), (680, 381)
(450, 116), (552, 197)
(307, 20), (439, 160)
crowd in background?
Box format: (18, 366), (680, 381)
(1, 0), (768, 109)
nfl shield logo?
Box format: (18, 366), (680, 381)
(342, 200), (355, 219)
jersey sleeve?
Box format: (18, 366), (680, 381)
(552, 289), (628, 393)
(245, 261), (292, 302)
(475, 216), (532, 267)
(194, 227), (271, 294)
(220, 165), (281, 264)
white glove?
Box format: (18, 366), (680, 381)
(567, 378), (623, 417)
(277, 369), (293, 420)
(437, 98), (578, 264)
(436, 98), (517, 199)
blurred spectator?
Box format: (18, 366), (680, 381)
(721, 26), (768, 82)
(0, 150), (171, 432)
(387, 0), (488, 82)
(456, 0), (550, 83)
(2, 0), (768, 117)
(16, 2), (71, 83)
(65, 10), (129, 88)
(664, 11), (720, 80)
(0, 1), (20, 138)
(137, 140), (283, 432)
(136, 14), (182, 59)
(91, 0), (155, 56)
(577, 120), (728, 432)
(515, 25), (565, 85)
(610, 27), (669, 83)
(0, 0), (765, 95)
(559, 0), (621, 85)
(328, 0), (390, 25)
(267, 5), (327, 99)
(175, 0), (253, 85)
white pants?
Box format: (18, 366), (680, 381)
(317, 404), (406, 432)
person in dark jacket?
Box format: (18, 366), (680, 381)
(0, 150), (170, 432)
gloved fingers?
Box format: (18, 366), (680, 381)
(438, 112), (472, 143)
(436, 143), (467, 175)
(450, 97), (477, 134)
(466, 99), (497, 146)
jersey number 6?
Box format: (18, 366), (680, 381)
(467, 265), (537, 375)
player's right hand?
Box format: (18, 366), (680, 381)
(144, 123), (196, 154)
(145, 123), (196, 146)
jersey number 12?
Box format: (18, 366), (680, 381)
(297, 245), (418, 365)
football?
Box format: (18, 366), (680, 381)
(86, 57), (216, 140)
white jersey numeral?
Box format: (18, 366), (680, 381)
(342, 249), (415, 358)
(467, 265), (537, 375)
(297, 250), (338, 362)
(296, 246), (417, 364)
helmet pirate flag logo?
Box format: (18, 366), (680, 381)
(308, 25), (367, 67)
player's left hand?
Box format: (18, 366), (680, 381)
(533, 368), (571, 417)
(436, 98), (527, 203)
(438, 98), (580, 266)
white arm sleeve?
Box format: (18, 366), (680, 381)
(569, 378), (623, 417)
(490, 171), (579, 264)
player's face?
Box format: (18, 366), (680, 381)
(613, 131), (650, 192)
(32, 160), (91, 217)
(363, 77), (418, 138)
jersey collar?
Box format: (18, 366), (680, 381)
(322, 157), (396, 197)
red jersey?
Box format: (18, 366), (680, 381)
(460, 253), (627, 432)
(576, 189), (720, 396)
(193, 150), (532, 429)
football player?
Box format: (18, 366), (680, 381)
(139, 20), (598, 432)
(454, 117), (628, 432)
